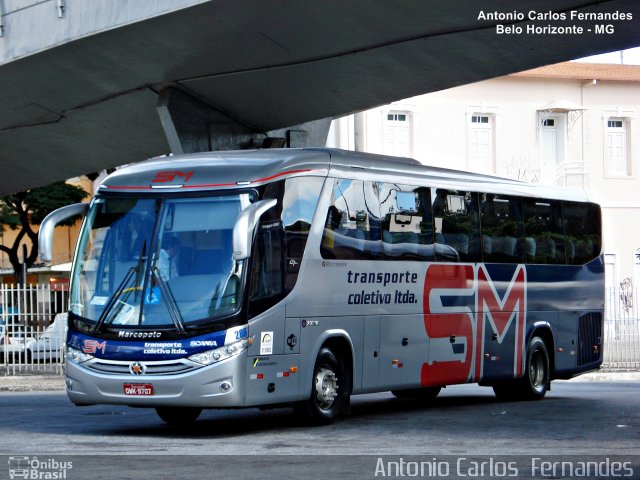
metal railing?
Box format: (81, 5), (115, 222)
(553, 161), (590, 189)
(604, 286), (640, 370)
(1, 283), (67, 375)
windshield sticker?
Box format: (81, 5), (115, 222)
(144, 287), (161, 305)
(110, 301), (138, 325)
(90, 296), (109, 306)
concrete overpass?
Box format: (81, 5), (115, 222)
(0, 0), (639, 194)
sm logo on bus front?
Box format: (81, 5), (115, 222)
(152, 171), (194, 183)
(422, 264), (526, 387)
(83, 339), (107, 354)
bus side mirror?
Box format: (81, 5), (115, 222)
(39, 203), (89, 264)
(232, 199), (277, 261)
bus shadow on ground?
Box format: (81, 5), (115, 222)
(102, 390), (571, 439)
(0, 387), (576, 441)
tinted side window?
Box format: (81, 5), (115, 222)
(523, 198), (565, 264)
(248, 177), (323, 317)
(248, 221), (285, 317)
(321, 179), (381, 260)
(281, 177), (323, 290)
(379, 184), (435, 261)
(563, 202), (602, 265)
(432, 189), (481, 262)
(480, 194), (525, 263)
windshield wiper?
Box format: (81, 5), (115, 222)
(152, 266), (186, 335)
(92, 266), (136, 333)
(92, 240), (147, 333)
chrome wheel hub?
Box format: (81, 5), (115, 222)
(315, 367), (338, 409)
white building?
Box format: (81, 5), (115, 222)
(327, 61), (640, 293)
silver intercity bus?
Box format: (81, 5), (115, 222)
(40, 148), (604, 425)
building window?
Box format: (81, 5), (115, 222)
(471, 115), (490, 124)
(606, 117), (630, 177)
(388, 113), (407, 122)
(383, 111), (411, 157)
(468, 113), (495, 172)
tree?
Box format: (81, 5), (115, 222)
(0, 182), (89, 283)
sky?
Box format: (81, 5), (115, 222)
(575, 46), (640, 64)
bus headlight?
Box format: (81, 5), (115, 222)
(189, 339), (249, 366)
(66, 347), (94, 364)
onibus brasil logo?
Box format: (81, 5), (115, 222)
(8, 456), (72, 479)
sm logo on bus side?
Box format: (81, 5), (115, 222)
(422, 264), (526, 387)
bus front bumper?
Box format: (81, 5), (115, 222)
(65, 353), (246, 408)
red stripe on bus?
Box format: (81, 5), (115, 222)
(104, 169), (315, 191)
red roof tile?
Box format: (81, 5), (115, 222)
(511, 62), (640, 81)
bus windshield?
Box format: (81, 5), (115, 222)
(70, 193), (254, 329)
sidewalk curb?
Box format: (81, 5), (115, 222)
(566, 371), (640, 382)
(0, 371), (637, 393)
(0, 375), (66, 392)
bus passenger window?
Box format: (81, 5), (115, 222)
(432, 189), (481, 262)
(563, 202), (602, 265)
(479, 194), (525, 264)
(379, 184), (435, 261)
(321, 179), (381, 260)
(523, 198), (565, 264)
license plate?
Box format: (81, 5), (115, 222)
(123, 383), (154, 396)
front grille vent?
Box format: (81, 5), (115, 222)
(86, 359), (198, 376)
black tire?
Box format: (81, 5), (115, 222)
(295, 347), (347, 425)
(391, 386), (441, 400)
(155, 407), (202, 425)
(493, 336), (550, 401)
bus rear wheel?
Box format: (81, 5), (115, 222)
(295, 347), (346, 425)
(493, 336), (550, 401)
(155, 407), (202, 425)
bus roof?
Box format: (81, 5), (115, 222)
(99, 148), (595, 203)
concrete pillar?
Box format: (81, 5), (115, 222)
(157, 87), (332, 153)
(354, 111), (366, 152)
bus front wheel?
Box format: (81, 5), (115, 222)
(295, 347), (346, 425)
(493, 336), (550, 401)
(155, 407), (202, 425)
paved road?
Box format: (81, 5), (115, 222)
(0, 381), (638, 479)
